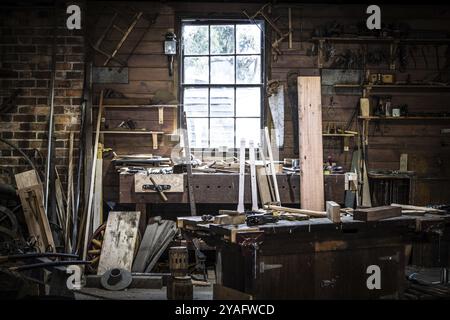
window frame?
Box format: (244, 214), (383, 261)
(179, 19), (266, 151)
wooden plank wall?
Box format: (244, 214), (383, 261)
(88, 2), (450, 205)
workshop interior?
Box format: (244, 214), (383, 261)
(1, 0), (450, 301)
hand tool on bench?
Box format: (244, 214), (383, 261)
(246, 213), (279, 226)
(249, 140), (258, 211)
(182, 112), (196, 216)
(237, 138), (246, 213)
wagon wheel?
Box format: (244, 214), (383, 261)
(0, 205), (19, 242)
(86, 223), (141, 274)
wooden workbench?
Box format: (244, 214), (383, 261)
(178, 214), (450, 299)
(119, 173), (345, 205)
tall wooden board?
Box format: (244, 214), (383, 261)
(97, 211), (140, 275)
(298, 76), (325, 211)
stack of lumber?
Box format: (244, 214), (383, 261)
(132, 218), (177, 273)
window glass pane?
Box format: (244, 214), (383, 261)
(211, 56), (234, 84)
(183, 25), (209, 55)
(210, 118), (234, 148)
(236, 118), (261, 147)
(210, 88), (234, 117)
(184, 88), (208, 117)
(236, 87), (260, 117)
(236, 24), (261, 54)
(211, 25), (234, 54)
(187, 118), (208, 148)
(184, 57), (209, 84)
(236, 56), (260, 84)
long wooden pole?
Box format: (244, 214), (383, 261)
(237, 139), (246, 213)
(266, 204), (327, 218)
(249, 140), (258, 211)
(82, 90), (104, 261)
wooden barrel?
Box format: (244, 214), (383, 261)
(169, 246), (188, 277)
(167, 276), (193, 300)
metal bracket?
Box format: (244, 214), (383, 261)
(142, 184), (171, 191)
(259, 261), (282, 273)
(379, 251), (400, 263)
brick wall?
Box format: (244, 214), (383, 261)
(0, 3), (85, 187)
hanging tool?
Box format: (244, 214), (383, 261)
(249, 140), (258, 211)
(264, 127), (281, 204)
(287, 72), (299, 154)
(182, 112), (196, 216)
(288, 7), (293, 49)
(237, 139), (246, 213)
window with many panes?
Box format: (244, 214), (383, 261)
(181, 21), (264, 149)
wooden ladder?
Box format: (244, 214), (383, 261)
(92, 9), (143, 67)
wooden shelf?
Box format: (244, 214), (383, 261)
(95, 104), (178, 108)
(359, 116), (450, 121)
(100, 130), (164, 134)
(312, 36), (395, 43)
(312, 37), (450, 44)
(323, 133), (357, 137)
(334, 84), (450, 90)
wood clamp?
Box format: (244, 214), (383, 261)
(143, 176), (168, 202)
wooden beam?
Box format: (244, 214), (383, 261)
(353, 206), (402, 222)
(83, 90), (104, 261)
(237, 139), (245, 213)
(15, 170), (40, 189)
(391, 203), (445, 214)
(298, 76), (324, 211)
(326, 201), (341, 223)
(249, 140), (258, 211)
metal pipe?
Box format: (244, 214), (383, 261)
(0, 138), (41, 180)
(73, 98), (86, 252)
(0, 253), (79, 263)
(9, 260), (90, 272)
(44, 5), (57, 217)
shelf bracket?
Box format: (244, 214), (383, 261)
(152, 133), (159, 150)
(158, 106), (164, 125)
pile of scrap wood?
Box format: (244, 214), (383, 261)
(132, 218), (177, 273)
(88, 213), (177, 291)
(351, 203), (448, 222)
(405, 281), (450, 300)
